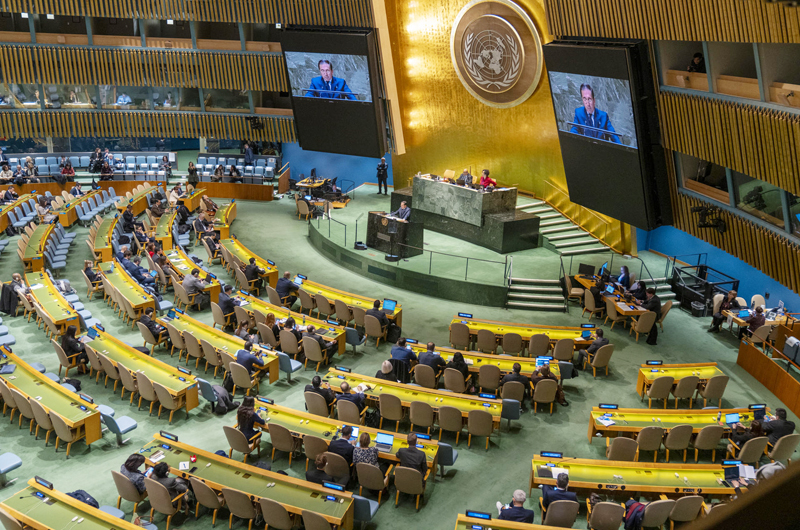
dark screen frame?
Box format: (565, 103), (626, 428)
(280, 27), (387, 158)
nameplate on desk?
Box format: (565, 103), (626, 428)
(405, 339), (418, 344)
(466, 510), (491, 520)
(580, 323), (596, 328)
(377, 233), (390, 242)
(748, 404), (766, 410)
(257, 396), (274, 405)
(177, 366), (191, 375)
(645, 360), (662, 366)
(160, 430), (179, 442)
(540, 451), (563, 458)
(335, 366), (351, 373)
(34, 476), (53, 490)
(458, 312), (473, 318)
(323, 482), (345, 491)
(598, 403), (618, 410)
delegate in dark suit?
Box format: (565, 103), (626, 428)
(366, 307), (389, 331)
(397, 445), (427, 478)
(328, 437), (355, 465)
(306, 76), (356, 100)
(336, 391), (366, 412)
(541, 485), (578, 509)
(276, 276), (299, 306)
(389, 206), (411, 221)
(570, 106), (621, 144)
(140, 313), (166, 342)
(235, 349), (264, 375)
(498, 506), (535, 524)
(245, 262), (264, 292)
(218, 291), (237, 319)
(305, 382), (335, 406)
(763, 417), (796, 445)
(575, 335), (610, 366)
(418, 350), (446, 373)
(390, 345), (417, 363)
(500, 371), (530, 399)
(641, 292), (662, 346)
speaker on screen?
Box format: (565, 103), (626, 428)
(543, 39), (671, 230)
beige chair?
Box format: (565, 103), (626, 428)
(751, 294), (766, 308)
(297, 200), (312, 220)
(200, 339), (223, 378)
(630, 311), (657, 342)
(111, 469), (148, 514)
(298, 289), (316, 315)
(657, 300), (673, 331)
(165, 322), (186, 358)
(82, 269), (103, 299)
(582, 290), (604, 319)
(444, 367), (468, 393)
(97, 352), (121, 392)
(671, 376), (700, 408)
(438, 405), (463, 444)
(693, 424), (724, 462)
(266, 285), (290, 307)
(449, 322), (471, 350)
(357, 462), (391, 504)
(302, 510), (333, 530)
(30, 398), (54, 446)
(230, 362), (259, 397)
(324, 451), (350, 483)
(696, 375), (729, 408)
(305, 391), (332, 418)
(644, 376), (674, 409)
(0, 507), (22, 530)
(410, 401), (435, 434)
(268, 423), (300, 464)
(587, 501), (624, 530)
(0, 380), (18, 422)
(52, 339), (82, 378)
(189, 476), (225, 526)
(501, 333), (523, 356)
(414, 364), (437, 389)
(394, 467), (425, 510)
(727, 436), (768, 466)
(221, 488), (257, 530)
(364, 314), (386, 347)
(303, 435), (329, 472)
(542, 499), (580, 528)
(211, 302), (233, 329)
(51, 411), (85, 458)
(478, 364), (501, 395)
(84, 345), (104, 382)
(467, 409), (493, 450)
(604, 298), (627, 329)
(138, 321), (165, 355)
(379, 393), (404, 431)
(501, 381), (525, 402)
(636, 426), (664, 462)
(532, 379), (558, 414)
(223, 425), (261, 463)
(668, 495), (703, 529)
(585, 344), (614, 378)
(117, 363), (139, 405)
(606, 437), (638, 461)
(334, 299), (353, 325)
(137, 372), (160, 415)
(352, 306), (366, 329)
(337, 399), (366, 425)
(712, 293), (724, 315)
(302, 336), (328, 372)
(750, 324), (773, 351)
(528, 333), (550, 357)
(11, 389), (34, 432)
(475, 329), (497, 353)
(172, 281), (198, 312)
(257, 322), (280, 349)
(663, 424), (693, 462)
(259, 497), (293, 530)
(768, 433), (800, 463)
(153, 382), (184, 424)
(564, 275), (584, 303)
(553, 339), (574, 362)
(279, 329), (302, 359)
(182, 333), (206, 369)
(314, 293), (335, 320)
(640, 499), (675, 530)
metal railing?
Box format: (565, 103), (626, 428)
(664, 253), (708, 281)
(393, 241), (511, 283)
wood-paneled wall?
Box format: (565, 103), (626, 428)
(0, 45), (288, 92)
(0, 110), (296, 142)
(0, 0), (373, 26)
(659, 91), (800, 197)
(545, 0), (800, 43)
(668, 162), (800, 295)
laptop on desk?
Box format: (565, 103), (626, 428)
(738, 310), (750, 318)
(382, 299), (397, 315)
(725, 413), (740, 427)
(374, 432), (394, 452)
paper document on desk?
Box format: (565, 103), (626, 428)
(550, 467), (569, 478)
(597, 417), (615, 427)
(177, 264), (189, 270)
(355, 383), (372, 393)
(738, 464), (756, 480)
(29, 284), (44, 290)
(727, 314), (734, 327)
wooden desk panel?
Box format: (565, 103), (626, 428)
(0, 193), (34, 232)
(220, 238), (278, 288)
(211, 200), (236, 239)
(25, 271), (80, 333)
(451, 316), (594, 348)
(636, 362), (725, 397)
(179, 188), (206, 211)
(408, 343), (561, 378)
(297, 276), (403, 327)
(99, 260), (156, 313)
(55, 190), (102, 227)
(163, 248), (221, 303)
(92, 216), (117, 262)
(22, 223), (55, 271)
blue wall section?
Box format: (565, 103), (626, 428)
(282, 143), (393, 192)
(638, 226), (800, 311)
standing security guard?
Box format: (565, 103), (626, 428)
(376, 157), (389, 195)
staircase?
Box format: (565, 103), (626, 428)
(506, 277), (566, 311)
(517, 200), (608, 257)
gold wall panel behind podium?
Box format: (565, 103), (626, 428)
(385, 0), (566, 195)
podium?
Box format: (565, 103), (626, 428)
(366, 211), (423, 259)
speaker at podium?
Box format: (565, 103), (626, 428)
(366, 211), (424, 259)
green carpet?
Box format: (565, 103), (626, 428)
(0, 187), (793, 529)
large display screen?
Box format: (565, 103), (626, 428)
(281, 29), (386, 158)
(548, 72), (637, 149)
(543, 41), (669, 230)
(284, 52), (372, 102)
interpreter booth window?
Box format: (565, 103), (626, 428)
(42, 85), (97, 109)
(733, 171), (785, 228)
(788, 195), (800, 238)
(100, 86), (199, 111)
(203, 89), (250, 113)
(3, 84), (44, 109)
(657, 40), (708, 92)
(677, 153), (729, 204)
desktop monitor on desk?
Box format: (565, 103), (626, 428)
(578, 263), (595, 276)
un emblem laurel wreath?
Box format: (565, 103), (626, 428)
(463, 31), (521, 90)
